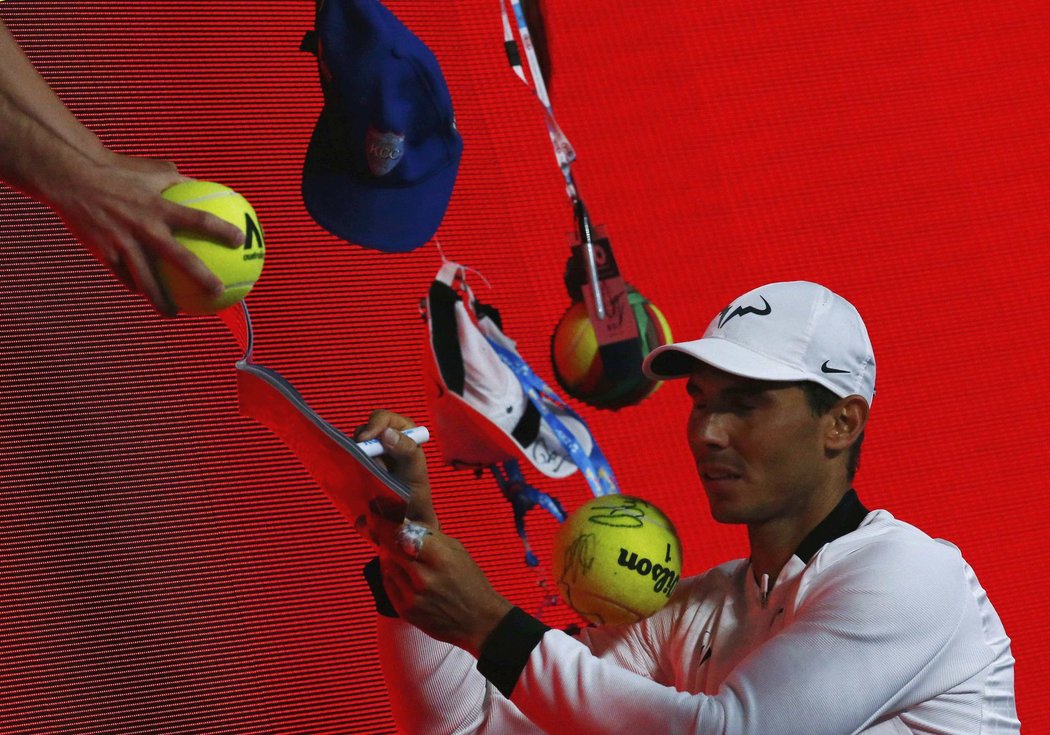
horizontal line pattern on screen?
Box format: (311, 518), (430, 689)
(0, 0), (599, 731)
(3, 0), (1048, 731)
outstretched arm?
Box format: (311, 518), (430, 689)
(0, 19), (243, 314)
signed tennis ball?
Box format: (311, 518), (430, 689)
(157, 180), (265, 315)
(552, 495), (682, 626)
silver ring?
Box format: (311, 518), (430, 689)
(396, 521), (431, 559)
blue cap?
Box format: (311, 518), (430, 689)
(302, 0), (463, 253)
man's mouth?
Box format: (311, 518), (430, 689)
(699, 465), (743, 482)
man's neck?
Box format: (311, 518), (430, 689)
(747, 483), (851, 585)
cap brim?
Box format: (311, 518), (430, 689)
(426, 367), (587, 480)
(643, 337), (811, 383)
(302, 106), (460, 253)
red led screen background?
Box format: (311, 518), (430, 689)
(2, 0), (1048, 731)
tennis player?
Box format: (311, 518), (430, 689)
(359, 280), (1019, 734)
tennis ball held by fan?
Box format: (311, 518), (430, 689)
(157, 180), (265, 315)
(552, 495), (682, 626)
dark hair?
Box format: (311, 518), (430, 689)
(799, 382), (864, 482)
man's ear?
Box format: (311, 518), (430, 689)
(825, 395), (869, 452)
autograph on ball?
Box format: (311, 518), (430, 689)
(583, 497), (648, 528)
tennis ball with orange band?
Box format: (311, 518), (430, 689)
(552, 286), (674, 410)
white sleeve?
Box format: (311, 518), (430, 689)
(377, 616), (542, 735)
(377, 616), (484, 734)
(375, 606), (672, 735)
(508, 541), (991, 735)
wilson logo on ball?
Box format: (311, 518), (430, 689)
(617, 548), (680, 596)
(553, 495), (683, 626)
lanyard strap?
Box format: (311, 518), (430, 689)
(500, 1), (615, 316)
(484, 335), (620, 497)
(500, 0), (577, 202)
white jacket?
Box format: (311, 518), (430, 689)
(377, 506), (1019, 734)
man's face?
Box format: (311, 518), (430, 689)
(685, 366), (830, 526)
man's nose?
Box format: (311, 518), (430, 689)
(692, 411), (730, 450)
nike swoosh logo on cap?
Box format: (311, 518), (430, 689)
(821, 361), (850, 374)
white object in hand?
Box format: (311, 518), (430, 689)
(356, 426), (431, 458)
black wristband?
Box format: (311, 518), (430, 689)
(362, 556), (399, 618)
(476, 606), (550, 698)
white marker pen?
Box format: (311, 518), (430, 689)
(355, 426), (431, 458)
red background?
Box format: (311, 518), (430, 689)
(2, 1), (1047, 731)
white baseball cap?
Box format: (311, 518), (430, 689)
(643, 281), (875, 405)
(424, 263), (595, 478)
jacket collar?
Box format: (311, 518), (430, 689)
(794, 489), (870, 563)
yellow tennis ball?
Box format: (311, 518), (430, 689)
(552, 300), (604, 395)
(157, 180), (265, 315)
(552, 495), (682, 626)
(551, 287), (674, 410)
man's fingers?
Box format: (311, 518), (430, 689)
(371, 516), (446, 571)
(108, 257), (135, 290)
(114, 237), (177, 316)
(355, 410), (438, 527)
(144, 220), (225, 297)
(168, 204), (246, 249)
(144, 201), (244, 300)
(354, 409), (416, 443)
(378, 427), (437, 526)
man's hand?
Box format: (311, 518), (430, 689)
(48, 151), (245, 316)
(353, 409), (435, 524)
(354, 409), (513, 656)
(0, 20), (245, 317)
(380, 528), (513, 656)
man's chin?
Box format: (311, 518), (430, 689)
(709, 506), (752, 525)
(705, 489), (769, 525)
(703, 482), (750, 524)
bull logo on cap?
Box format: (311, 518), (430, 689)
(717, 295), (771, 329)
(365, 127), (405, 177)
